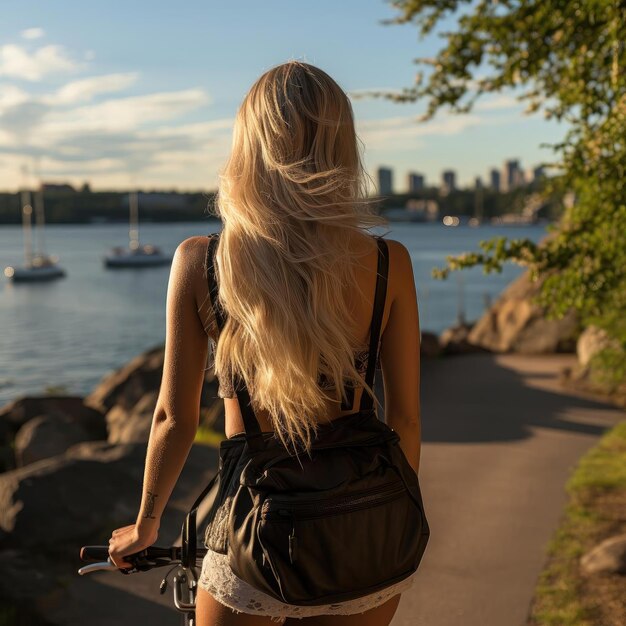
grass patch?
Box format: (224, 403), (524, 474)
(528, 419), (626, 625)
(194, 424), (225, 448)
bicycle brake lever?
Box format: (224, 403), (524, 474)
(78, 560), (118, 575)
(78, 556), (139, 576)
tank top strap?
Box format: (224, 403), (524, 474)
(358, 236), (389, 412)
(205, 233), (264, 448)
(204, 232), (390, 449)
(205, 233), (226, 332)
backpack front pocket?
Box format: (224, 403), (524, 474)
(256, 477), (423, 604)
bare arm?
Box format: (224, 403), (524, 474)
(379, 240), (422, 476)
(134, 237), (209, 535)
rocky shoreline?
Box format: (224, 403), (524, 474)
(1, 269), (622, 624)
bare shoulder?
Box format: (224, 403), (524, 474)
(174, 234), (212, 265)
(171, 235), (215, 336)
(381, 238), (413, 304)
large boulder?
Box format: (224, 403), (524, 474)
(559, 328), (626, 408)
(0, 439), (220, 626)
(14, 411), (101, 467)
(420, 331), (441, 358)
(0, 395), (106, 439)
(0, 396), (107, 472)
(106, 390), (158, 444)
(439, 321), (488, 355)
(577, 325), (623, 367)
(0, 440), (145, 551)
(85, 344), (224, 441)
(467, 271), (580, 354)
(84, 345), (166, 415)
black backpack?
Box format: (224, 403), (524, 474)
(182, 232), (430, 606)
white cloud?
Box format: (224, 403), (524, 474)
(43, 156), (128, 174)
(347, 87), (404, 98)
(0, 31), (233, 190)
(356, 112), (482, 151)
(40, 88), (211, 137)
(46, 72), (140, 105)
(0, 84), (31, 112)
(20, 27), (45, 40)
(0, 43), (81, 81)
(474, 94), (523, 111)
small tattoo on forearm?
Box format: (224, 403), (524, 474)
(143, 491), (158, 519)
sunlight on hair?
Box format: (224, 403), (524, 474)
(207, 60), (389, 454)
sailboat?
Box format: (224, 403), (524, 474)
(103, 190), (171, 268)
(4, 168), (67, 283)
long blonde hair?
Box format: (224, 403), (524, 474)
(208, 60), (389, 454)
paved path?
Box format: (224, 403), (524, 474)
(58, 353), (624, 625)
(392, 353), (624, 626)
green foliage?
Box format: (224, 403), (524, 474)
(530, 418), (626, 624)
(374, 1), (624, 125)
(365, 0), (626, 381)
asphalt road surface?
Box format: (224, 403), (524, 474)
(392, 353), (624, 626)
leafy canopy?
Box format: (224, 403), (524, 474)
(358, 0), (626, 382)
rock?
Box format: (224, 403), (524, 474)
(577, 325), (623, 367)
(0, 447), (13, 474)
(420, 331), (441, 358)
(0, 395), (106, 440)
(106, 390), (158, 444)
(85, 344), (222, 441)
(84, 345), (165, 415)
(0, 439), (221, 626)
(467, 271), (580, 354)
(13, 411), (102, 468)
(0, 416), (11, 445)
(0, 548), (66, 604)
(0, 440), (146, 551)
(559, 361), (626, 409)
(439, 321), (488, 355)
(580, 533), (626, 576)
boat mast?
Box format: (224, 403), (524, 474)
(129, 189), (139, 250)
(20, 164), (34, 267)
(33, 156), (47, 258)
(21, 189), (33, 267)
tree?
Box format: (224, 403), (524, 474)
(358, 0), (626, 385)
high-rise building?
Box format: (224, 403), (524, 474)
(474, 176), (483, 189)
(533, 165), (545, 182)
(377, 167), (393, 196)
(490, 168), (501, 192)
(441, 170), (456, 195)
(407, 172), (425, 192)
(502, 159), (522, 192)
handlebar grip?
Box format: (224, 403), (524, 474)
(80, 546), (110, 561)
(79, 544), (207, 565)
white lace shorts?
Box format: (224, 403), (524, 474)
(198, 548), (416, 623)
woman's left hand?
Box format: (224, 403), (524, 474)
(108, 523), (159, 570)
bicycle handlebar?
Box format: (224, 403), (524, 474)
(78, 544), (209, 576)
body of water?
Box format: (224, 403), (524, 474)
(0, 220), (548, 406)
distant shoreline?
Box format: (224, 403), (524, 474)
(0, 185), (561, 225)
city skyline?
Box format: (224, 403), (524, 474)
(0, 0), (568, 193)
(376, 157), (546, 195)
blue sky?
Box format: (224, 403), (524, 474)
(0, 0), (567, 193)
